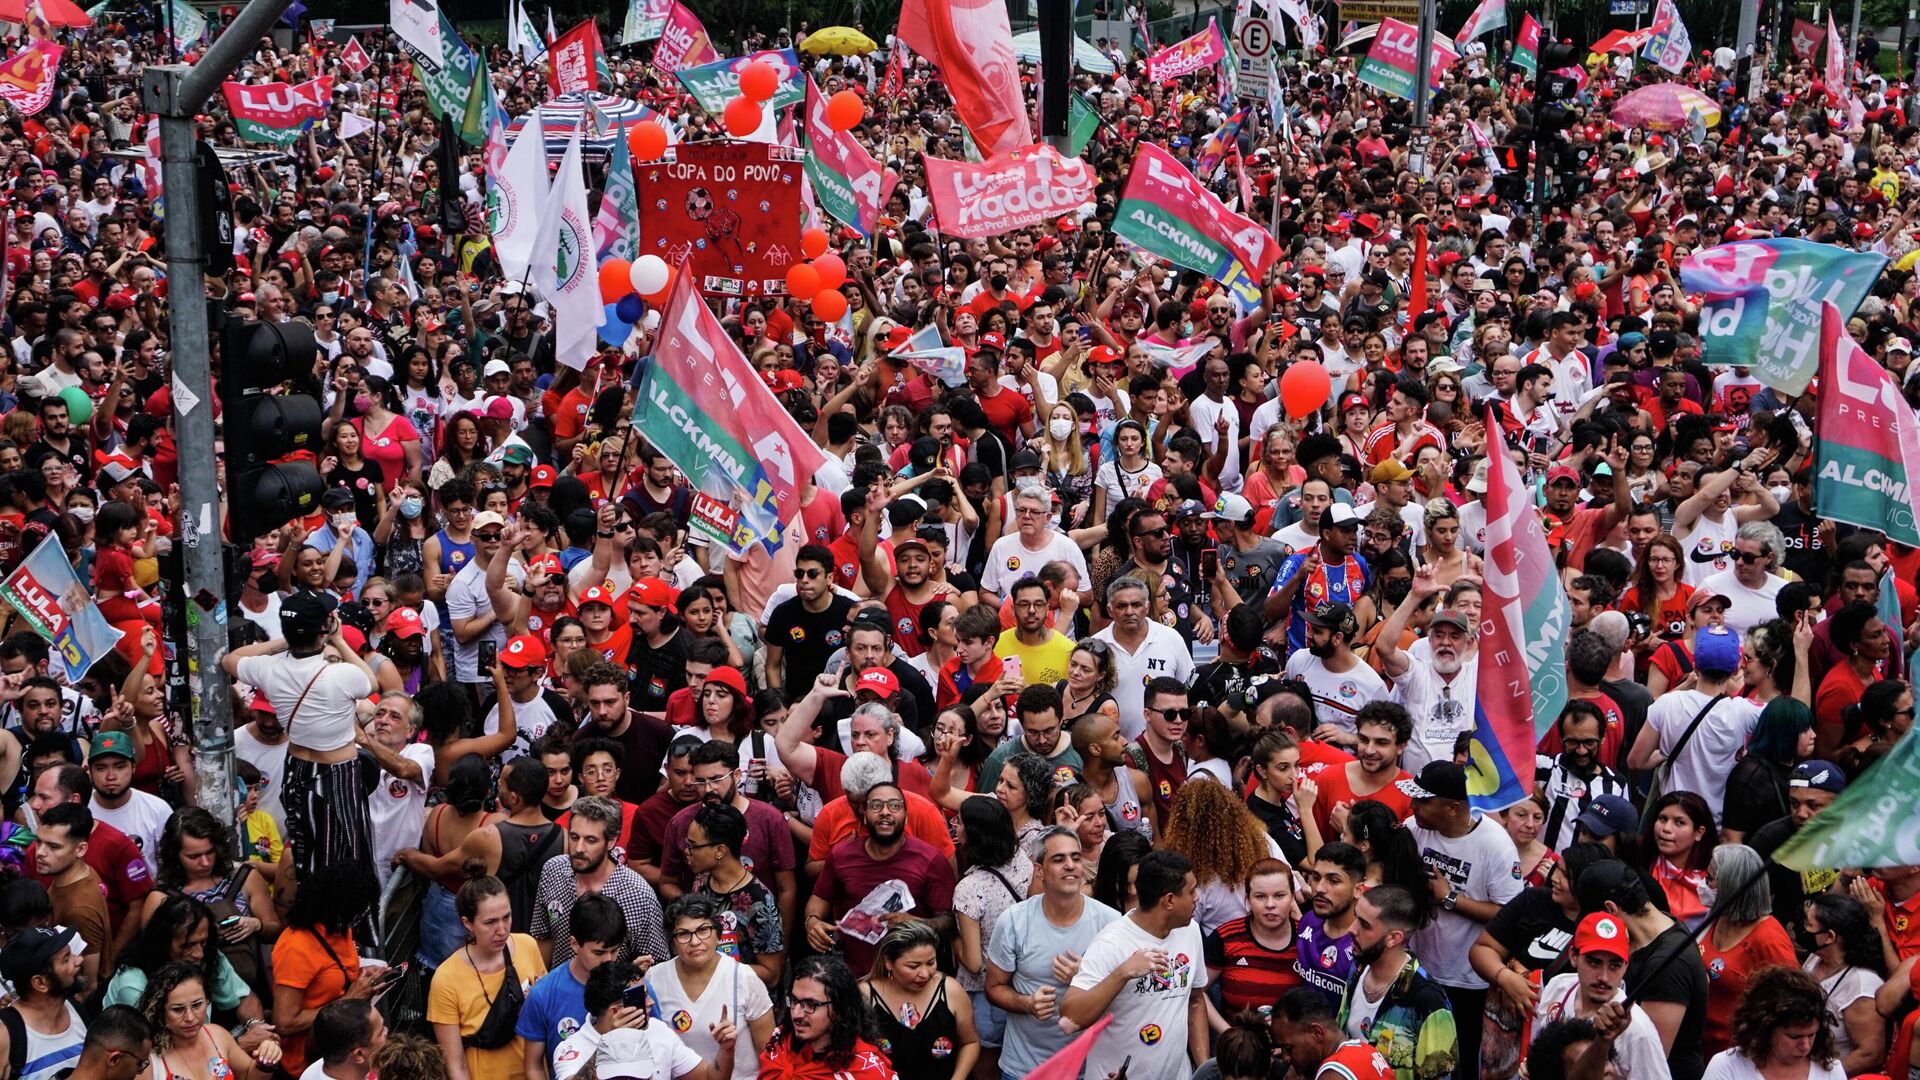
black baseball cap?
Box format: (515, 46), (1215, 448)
(1397, 760), (1468, 802)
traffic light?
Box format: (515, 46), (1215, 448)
(1532, 40), (1583, 203)
(219, 318), (323, 543)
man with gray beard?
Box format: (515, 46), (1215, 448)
(1374, 564), (1479, 772)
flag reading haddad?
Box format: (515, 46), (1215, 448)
(653, 0), (720, 72)
(0, 41), (60, 115)
(676, 49), (805, 113)
(1681, 238), (1886, 394)
(548, 19), (606, 96)
(922, 144), (1094, 239)
(1145, 17), (1227, 82)
(1813, 300), (1920, 546)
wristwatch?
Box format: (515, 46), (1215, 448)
(1441, 888), (1459, 912)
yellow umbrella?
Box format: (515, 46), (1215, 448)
(799, 26), (879, 54)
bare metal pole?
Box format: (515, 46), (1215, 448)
(140, 0), (295, 836)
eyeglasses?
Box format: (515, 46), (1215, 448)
(672, 925), (717, 943)
(795, 567), (825, 580)
(1562, 737), (1602, 749)
(865, 799), (906, 813)
(1079, 639), (1110, 657)
(787, 995), (831, 1014)
(688, 773), (734, 789)
(1733, 551), (1767, 564)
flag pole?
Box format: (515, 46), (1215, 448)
(365, 37), (389, 282)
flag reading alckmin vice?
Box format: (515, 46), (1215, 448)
(1814, 300), (1920, 546)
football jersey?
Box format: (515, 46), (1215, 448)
(1270, 548), (1370, 652)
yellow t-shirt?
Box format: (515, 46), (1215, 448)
(242, 810), (282, 867)
(427, 933), (548, 1080)
(993, 627), (1076, 687)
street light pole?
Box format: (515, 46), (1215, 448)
(139, 0), (294, 833)
(1410, 0), (1434, 174)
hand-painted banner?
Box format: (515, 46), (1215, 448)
(922, 144), (1094, 239)
(1471, 410), (1563, 810)
(1113, 142), (1278, 303)
(1511, 13), (1540, 73)
(677, 49), (805, 113)
(1814, 301), (1920, 546)
(635, 141), (804, 296)
(1145, 17), (1226, 82)
(802, 76), (899, 237)
(653, 0), (720, 72)
(898, 0), (1031, 157)
(635, 268), (826, 542)
(0, 534), (123, 683)
(0, 42), (60, 116)
(222, 76), (335, 146)
(1681, 238), (1887, 394)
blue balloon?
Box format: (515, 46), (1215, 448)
(616, 294), (644, 323)
(598, 303), (633, 347)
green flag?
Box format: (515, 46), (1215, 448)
(1068, 95), (1100, 156)
(1773, 734), (1920, 871)
(417, 10), (477, 121)
(458, 52), (496, 146)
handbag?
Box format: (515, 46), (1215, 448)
(463, 943), (526, 1051)
(1642, 694), (1724, 817)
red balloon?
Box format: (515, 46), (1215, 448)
(628, 120), (668, 161)
(800, 227), (830, 260)
(786, 263), (821, 300)
(597, 259), (633, 304)
(738, 60), (779, 102)
(723, 97), (763, 138)
(1279, 361), (1333, 419)
(812, 288), (849, 321)
(812, 252), (846, 290)
(826, 90), (864, 132)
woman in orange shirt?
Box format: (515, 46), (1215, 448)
(269, 862), (397, 1076)
(1698, 844), (1798, 1056)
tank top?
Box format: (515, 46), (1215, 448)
(435, 528), (476, 578)
(493, 820), (561, 933)
(1677, 511), (1739, 587)
(1133, 739), (1188, 820)
(1105, 764), (1152, 839)
(867, 980), (959, 1077)
(5, 1003), (84, 1080)
(156, 1028), (231, 1080)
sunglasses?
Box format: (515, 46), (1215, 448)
(794, 567), (826, 580)
(473, 531), (503, 542)
(1733, 551), (1767, 564)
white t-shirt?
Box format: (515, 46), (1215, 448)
(90, 788), (174, 874)
(1406, 812), (1523, 989)
(1092, 622), (1197, 740)
(1533, 973), (1671, 1080)
(240, 593), (284, 643)
(1676, 511), (1740, 588)
(1699, 569), (1786, 635)
(1389, 659), (1479, 774)
(1648, 688), (1762, 819)
(1273, 522), (1318, 553)
(1188, 395), (1243, 492)
(369, 743), (435, 887)
(233, 726), (290, 831)
(981, 531), (1091, 599)
(1070, 915), (1209, 1080)
(1702, 1050), (1844, 1080)
(484, 690), (566, 762)
(1353, 500), (1428, 549)
(550, 1022), (705, 1080)
(1283, 652), (1388, 734)
(446, 560), (523, 684)
(233, 652), (373, 753)
(643, 956), (774, 1080)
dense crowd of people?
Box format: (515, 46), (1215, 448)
(1, 6), (1919, 1080)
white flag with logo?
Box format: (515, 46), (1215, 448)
(534, 126), (603, 370)
(390, 0), (444, 69)
(490, 112), (548, 283)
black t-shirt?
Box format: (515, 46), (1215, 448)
(1189, 658), (1250, 715)
(1771, 501), (1842, 587)
(573, 711), (675, 804)
(1484, 886), (1576, 973)
(1627, 922), (1709, 1080)
(326, 460), (387, 531)
(765, 594), (857, 700)
(1246, 792), (1306, 866)
(628, 627), (691, 712)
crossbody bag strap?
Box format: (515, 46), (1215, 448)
(1665, 694), (1726, 765)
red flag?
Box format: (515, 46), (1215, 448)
(339, 35), (371, 74)
(0, 41), (61, 116)
(547, 19), (604, 96)
(1030, 1016), (1114, 1080)
(897, 0), (1031, 157)
(880, 45), (904, 101)
(1405, 223), (1428, 336)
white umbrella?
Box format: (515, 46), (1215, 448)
(1338, 22), (1379, 51)
(1010, 30), (1119, 73)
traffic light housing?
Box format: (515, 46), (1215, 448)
(1531, 40), (1583, 203)
(219, 318), (323, 543)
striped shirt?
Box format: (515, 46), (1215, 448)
(1204, 917), (1305, 1014)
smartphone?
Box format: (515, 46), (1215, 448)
(1202, 547), (1220, 580)
(478, 640), (498, 674)
(1115, 1055), (1133, 1080)
(1002, 654), (1022, 720)
(622, 983), (649, 1010)
(219, 915), (242, 929)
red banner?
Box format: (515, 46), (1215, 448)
(1145, 18), (1226, 82)
(548, 19), (604, 96)
(635, 141), (804, 297)
(923, 144), (1093, 239)
(339, 35), (370, 74)
(0, 41), (59, 116)
(897, 0), (1031, 157)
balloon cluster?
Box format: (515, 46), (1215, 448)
(784, 228), (849, 319)
(595, 255), (675, 344)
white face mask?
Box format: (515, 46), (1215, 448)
(1769, 485), (1791, 503)
(1047, 418), (1074, 441)
(1015, 475), (1047, 494)
(68, 506), (93, 523)
(332, 512), (358, 533)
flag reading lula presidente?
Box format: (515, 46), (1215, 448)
(1467, 413), (1558, 811)
(1114, 141), (1277, 312)
(634, 268), (825, 542)
(0, 534), (123, 683)
(1680, 238), (1887, 394)
(1774, 730), (1920, 870)
(1814, 300), (1920, 546)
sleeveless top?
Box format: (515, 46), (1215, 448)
(867, 980), (959, 1078)
(384, 532), (426, 579)
(156, 1028), (231, 1080)
(7, 1002), (84, 1080)
(434, 528), (476, 578)
(494, 819), (561, 933)
(1105, 764), (1152, 840)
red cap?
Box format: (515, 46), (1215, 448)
(884, 325), (913, 351)
(1455, 195), (1477, 210)
(1339, 392), (1370, 413)
(499, 633), (548, 669)
(978, 332), (1006, 352)
(248, 690), (275, 715)
(704, 665), (748, 697)
(530, 464), (557, 489)
(340, 625), (367, 653)
(1299, 265), (1324, 278)
(856, 667), (901, 697)
(1546, 465), (1582, 486)
(629, 577), (678, 608)
(1573, 912), (1630, 960)
(764, 369), (806, 393)
(1087, 345), (1120, 366)
(386, 607), (425, 638)
(578, 585), (616, 609)
(526, 553), (564, 578)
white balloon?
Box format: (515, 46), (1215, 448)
(629, 255), (670, 296)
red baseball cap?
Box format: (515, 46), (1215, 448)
(855, 667), (901, 697)
(386, 607), (425, 639)
(1087, 345), (1121, 366)
(978, 332), (1006, 352)
(526, 553), (564, 578)
(1546, 465), (1582, 486)
(530, 464), (557, 489)
(1572, 912), (1630, 961)
(578, 585), (616, 609)
(629, 577), (678, 608)
(499, 634), (548, 669)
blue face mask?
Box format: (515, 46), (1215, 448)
(400, 497), (424, 519)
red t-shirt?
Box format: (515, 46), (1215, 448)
(356, 413), (419, 484)
(1699, 916), (1797, 1055)
(1310, 760), (1413, 845)
(810, 745), (933, 805)
(1320, 1041), (1397, 1080)
(1622, 583), (1695, 642)
(827, 531), (890, 592)
(977, 386), (1033, 445)
(1537, 690), (1628, 770)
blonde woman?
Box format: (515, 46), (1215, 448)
(1037, 402), (1094, 526)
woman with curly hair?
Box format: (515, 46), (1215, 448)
(105, 894), (267, 1028)
(142, 808), (279, 997)
(140, 962), (282, 1080)
(1056, 640), (1119, 727)
(1161, 778), (1284, 934)
(1703, 966), (1843, 1080)
(990, 751), (1058, 857)
(760, 955), (893, 1080)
